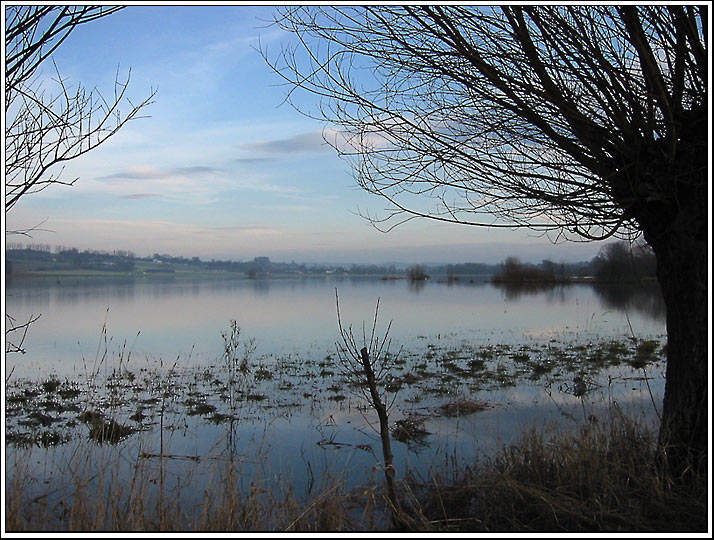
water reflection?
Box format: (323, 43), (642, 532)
(493, 281), (665, 322)
(493, 282), (571, 303)
(592, 282), (665, 322)
(249, 278), (271, 296)
(407, 279), (427, 293)
(5, 277), (666, 380)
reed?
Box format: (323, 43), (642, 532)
(405, 405), (708, 532)
(5, 405), (706, 532)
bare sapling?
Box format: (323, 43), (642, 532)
(334, 289), (407, 528)
(221, 320), (255, 461)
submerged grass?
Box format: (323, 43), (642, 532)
(5, 332), (667, 451)
(435, 398), (490, 418)
(6, 324), (684, 532)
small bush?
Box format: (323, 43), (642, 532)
(406, 265), (429, 281)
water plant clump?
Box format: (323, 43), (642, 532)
(630, 339), (661, 369)
(391, 415), (431, 444)
(40, 376), (61, 394)
(5, 331), (666, 453)
(20, 411), (61, 427)
(436, 398), (489, 418)
(6, 429), (71, 448)
(78, 410), (137, 444)
(255, 367), (274, 381)
(186, 401), (217, 416)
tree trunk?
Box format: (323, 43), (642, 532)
(359, 347), (401, 519)
(645, 215), (708, 477)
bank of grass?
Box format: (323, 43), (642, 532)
(406, 409), (708, 533)
(5, 409), (707, 532)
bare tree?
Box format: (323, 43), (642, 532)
(5, 5), (156, 211)
(4, 6), (154, 356)
(334, 291), (405, 526)
(267, 6), (708, 474)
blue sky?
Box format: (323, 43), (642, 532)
(5, 4), (609, 264)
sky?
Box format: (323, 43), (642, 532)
(4, 4), (611, 265)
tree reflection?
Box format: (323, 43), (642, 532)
(592, 282), (665, 322)
(494, 282), (568, 303)
(494, 281), (665, 322)
(407, 279), (427, 293)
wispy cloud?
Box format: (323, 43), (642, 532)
(83, 162), (306, 204)
(238, 131), (330, 155)
(98, 165), (221, 181)
(228, 179), (302, 195)
(22, 216), (286, 254)
(233, 157), (277, 164)
(120, 193), (163, 199)
(198, 224), (283, 237)
(236, 128), (392, 159)
(209, 225), (278, 232)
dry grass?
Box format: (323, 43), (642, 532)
(5, 409), (708, 532)
(406, 409), (708, 532)
(4, 440), (383, 532)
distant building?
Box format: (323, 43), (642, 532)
(254, 257), (270, 266)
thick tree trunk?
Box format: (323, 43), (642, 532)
(645, 215), (708, 477)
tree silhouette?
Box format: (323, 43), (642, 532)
(267, 5), (708, 474)
(5, 6), (154, 354)
(5, 6), (155, 211)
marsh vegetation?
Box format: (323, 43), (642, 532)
(4, 276), (686, 531)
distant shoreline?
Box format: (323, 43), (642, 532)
(5, 270), (658, 287)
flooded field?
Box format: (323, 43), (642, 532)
(4, 277), (667, 528)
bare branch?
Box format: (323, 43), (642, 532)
(265, 6), (706, 243)
(5, 6), (156, 211)
(5, 313), (42, 354)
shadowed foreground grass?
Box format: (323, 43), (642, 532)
(405, 410), (708, 533)
(5, 410), (708, 532)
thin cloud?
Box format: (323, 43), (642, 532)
(209, 225), (279, 232)
(172, 166), (220, 175)
(98, 165), (221, 181)
(120, 193), (163, 199)
(238, 131), (330, 155)
(234, 157), (277, 164)
(228, 179), (303, 195)
(41, 217), (285, 244)
(98, 169), (164, 181)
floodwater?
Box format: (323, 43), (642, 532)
(5, 276), (665, 379)
(4, 276), (667, 526)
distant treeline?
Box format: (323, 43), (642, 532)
(491, 241), (657, 284)
(6, 246), (137, 274)
(5, 241), (656, 284)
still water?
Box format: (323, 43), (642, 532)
(5, 276), (665, 379)
(5, 276), (667, 525)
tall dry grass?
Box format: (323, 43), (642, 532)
(6, 405), (707, 532)
(5, 443), (382, 532)
(406, 406), (708, 532)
